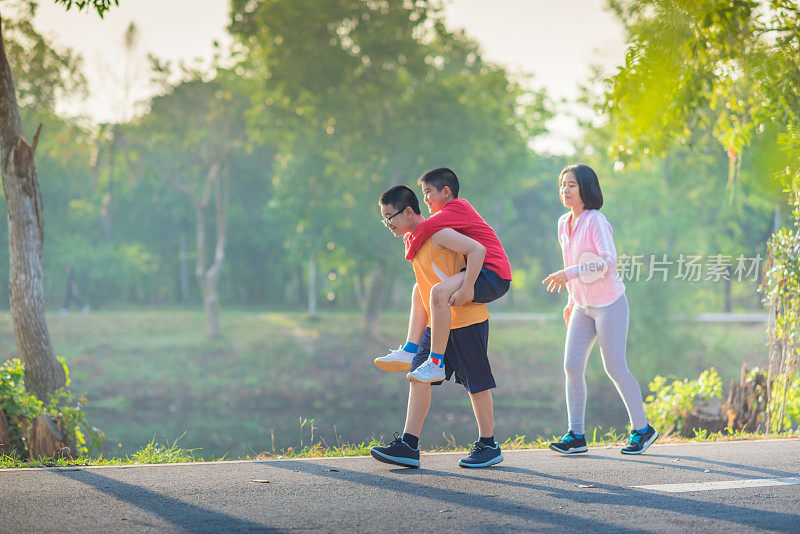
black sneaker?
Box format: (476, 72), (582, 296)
(621, 425), (659, 455)
(549, 431), (588, 454)
(458, 441), (503, 468)
(370, 432), (420, 468)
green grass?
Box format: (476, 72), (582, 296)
(3, 429), (797, 468)
(0, 308), (776, 464)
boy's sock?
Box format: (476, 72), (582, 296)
(402, 433), (419, 450)
(402, 341), (419, 353)
(572, 432), (585, 439)
(479, 435), (496, 447)
(635, 424), (650, 434)
(429, 352), (445, 367)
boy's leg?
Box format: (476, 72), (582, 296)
(403, 381), (432, 438)
(374, 284), (428, 372)
(406, 283), (428, 346)
(460, 388), (503, 468)
(371, 344), (432, 468)
(429, 272), (466, 355)
(468, 389), (494, 439)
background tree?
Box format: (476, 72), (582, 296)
(133, 70), (252, 337)
(0, 0), (89, 402)
(230, 0), (551, 334)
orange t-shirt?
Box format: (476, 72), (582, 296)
(412, 238), (491, 330)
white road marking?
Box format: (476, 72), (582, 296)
(634, 477), (800, 493)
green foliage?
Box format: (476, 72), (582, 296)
(644, 368), (724, 435)
(0, 359), (44, 447)
(761, 183), (800, 431)
(53, 0), (118, 18)
(2, 2), (86, 111)
(0, 358), (102, 456)
(128, 433), (203, 464)
(768, 373), (800, 431)
(229, 0), (551, 321)
(604, 0), (800, 191)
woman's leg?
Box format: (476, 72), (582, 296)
(563, 307), (597, 435)
(594, 294), (648, 431)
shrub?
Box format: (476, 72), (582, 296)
(644, 368), (723, 435)
(0, 357), (102, 457)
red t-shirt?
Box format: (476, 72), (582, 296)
(403, 198), (512, 280)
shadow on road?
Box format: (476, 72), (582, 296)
(614, 452), (800, 479)
(460, 465), (800, 532)
(267, 460), (646, 533)
(267, 459), (800, 532)
(55, 469), (281, 533)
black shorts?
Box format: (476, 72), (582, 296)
(411, 320), (495, 394)
(465, 267), (510, 304)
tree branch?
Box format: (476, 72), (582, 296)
(0, 14), (23, 161)
(31, 123), (42, 155)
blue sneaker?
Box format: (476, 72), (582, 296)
(549, 431), (588, 454)
(370, 432), (420, 468)
(458, 441), (503, 468)
(621, 425), (659, 455)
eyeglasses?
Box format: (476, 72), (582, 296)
(380, 208), (405, 227)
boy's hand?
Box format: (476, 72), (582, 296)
(448, 286), (474, 306)
(542, 270), (568, 292)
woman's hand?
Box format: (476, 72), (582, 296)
(542, 270), (568, 293)
(563, 303), (573, 326)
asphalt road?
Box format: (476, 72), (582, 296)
(1, 439), (798, 533)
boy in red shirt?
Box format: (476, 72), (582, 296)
(374, 168), (512, 383)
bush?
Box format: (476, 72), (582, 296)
(644, 368), (724, 435)
(0, 358), (102, 457)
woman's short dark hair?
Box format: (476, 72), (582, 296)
(417, 167), (460, 198)
(559, 164), (603, 210)
(379, 185), (421, 215)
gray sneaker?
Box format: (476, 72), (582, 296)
(406, 358), (445, 383)
(621, 425), (659, 455)
(374, 348), (415, 372)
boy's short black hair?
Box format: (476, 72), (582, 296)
(560, 164), (603, 210)
(417, 167), (460, 198)
(379, 185), (421, 215)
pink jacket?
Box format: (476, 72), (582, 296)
(557, 209), (625, 307)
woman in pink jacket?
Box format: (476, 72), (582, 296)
(542, 164), (658, 455)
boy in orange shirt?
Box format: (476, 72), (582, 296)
(374, 168), (511, 384)
(370, 185), (502, 469)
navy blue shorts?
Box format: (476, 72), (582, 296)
(411, 320), (495, 394)
(466, 267), (510, 304)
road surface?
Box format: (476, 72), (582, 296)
(1, 439), (798, 533)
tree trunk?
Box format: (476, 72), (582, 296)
(0, 17), (65, 402)
(186, 160), (228, 338)
(178, 231), (189, 302)
(723, 268), (732, 313)
(307, 254), (317, 317)
(0, 409), (14, 454)
(199, 274), (221, 337)
(26, 414), (70, 460)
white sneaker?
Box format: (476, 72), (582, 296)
(406, 358), (445, 383)
(374, 348), (415, 372)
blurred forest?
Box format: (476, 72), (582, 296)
(1, 0), (794, 337)
(1, 0), (798, 456)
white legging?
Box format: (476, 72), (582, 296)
(563, 293), (647, 435)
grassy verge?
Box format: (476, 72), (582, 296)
(0, 308), (778, 461)
(3, 430), (797, 468)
